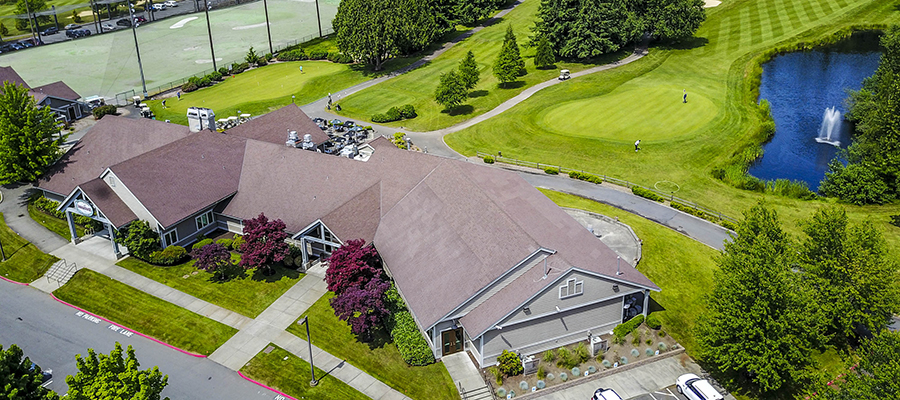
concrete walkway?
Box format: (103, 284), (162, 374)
(443, 352), (491, 400)
(0, 183), (69, 254)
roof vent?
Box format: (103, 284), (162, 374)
(616, 256), (622, 275)
(286, 130), (299, 147)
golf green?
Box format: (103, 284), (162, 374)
(538, 85), (719, 141)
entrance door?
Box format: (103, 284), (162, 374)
(441, 328), (463, 356)
(66, 106), (76, 122)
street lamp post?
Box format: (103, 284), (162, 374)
(299, 317), (318, 386)
(203, 0), (216, 70)
(263, 0), (272, 54)
(128, 2), (148, 98)
(0, 234), (6, 261)
(22, 0), (37, 43)
(314, 0), (321, 37)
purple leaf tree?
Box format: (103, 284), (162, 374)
(325, 239), (381, 295)
(192, 243), (234, 281)
(239, 213), (289, 274)
(330, 277), (391, 339)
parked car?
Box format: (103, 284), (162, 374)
(676, 374), (724, 400)
(29, 363), (52, 383)
(64, 23), (80, 30)
(0, 44), (14, 53)
(66, 29), (92, 38)
(134, 16), (147, 23)
(164, 0), (178, 6)
(40, 27), (58, 35)
(116, 18), (132, 27)
(151, 3), (166, 10)
(101, 23), (116, 31)
(591, 388), (623, 400)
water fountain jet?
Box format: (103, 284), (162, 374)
(815, 106), (842, 146)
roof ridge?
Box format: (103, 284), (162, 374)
(379, 156), (447, 219)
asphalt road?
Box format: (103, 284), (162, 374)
(0, 280), (280, 399)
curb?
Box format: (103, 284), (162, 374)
(49, 293), (207, 358)
(237, 371), (298, 400)
(0, 275), (29, 285)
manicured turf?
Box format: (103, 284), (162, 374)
(446, 0), (900, 243)
(240, 344), (370, 400)
(54, 269), (237, 355)
(538, 189), (718, 354)
(0, 213), (59, 283)
(287, 293), (458, 400)
(27, 202), (85, 239)
(334, 0), (630, 131)
(117, 255), (303, 318)
(146, 61), (369, 125)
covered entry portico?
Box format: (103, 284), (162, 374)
(57, 183), (133, 259)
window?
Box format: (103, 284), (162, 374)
(107, 175), (116, 187)
(559, 278), (584, 299)
(195, 210), (213, 231)
(163, 230), (178, 247)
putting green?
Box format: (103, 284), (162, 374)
(538, 86), (719, 141)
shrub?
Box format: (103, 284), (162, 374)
(546, 373), (554, 381)
(208, 71), (223, 81)
(218, 66), (228, 75)
(658, 343), (668, 351)
(518, 381), (528, 390)
(496, 388), (506, 398)
(327, 52), (353, 63)
(646, 348), (655, 356)
(489, 367), (502, 385)
(257, 58), (268, 67)
(567, 171), (603, 184)
(601, 359), (612, 368)
(646, 313), (662, 329)
(149, 245), (188, 266)
(573, 342), (589, 364)
(632, 331), (642, 346)
(231, 235), (245, 252)
(658, 330), (667, 337)
(116, 221), (161, 261)
(277, 48), (308, 61)
(483, 156), (495, 164)
(536, 365), (546, 380)
(391, 132), (408, 149)
(711, 167), (726, 180)
(386, 107), (402, 121)
(181, 81), (199, 92)
(307, 50), (328, 60)
(371, 113), (389, 123)
(231, 62), (250, 74)
(631, 348), (640, 357)
(619, 356), (628, 365)
(391, 311), (435, 366)
(720, 220), (736, 231)
(544, 167), (559, 175)
(632, 186), (664, 202)
(571, 367), (580, 376)
(215, 238), (233, 250)
(92, 105), (118, 120)
(587, 365), (596, 373)
(399, 104), (417, 119)
(541, 349), (554, 362)
(192, 238), (214, 251)
(613, 314), (644, 339)
(646, 338), (653, 345)
(559, 372), (568, 382)
(371, 104), (416, 123)
(536, 380), (545, 389)
(497, 350), (523, 377)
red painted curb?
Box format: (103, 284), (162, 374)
(49, 293), (207, 358)
(237, 371), (299, 400)
(0, 275), (29, 285)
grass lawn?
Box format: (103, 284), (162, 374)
(27, 202), (85, 239)
(446, 0), (900, 244)
(333, 0), (631, 131)
(116, 255), (303, 318)
(54, 269), (237, 355)
(240, 344), (370, 400)
(0, 213), (59, 283)
(146, 61), (371, 125)
(287, 293), (458, 400)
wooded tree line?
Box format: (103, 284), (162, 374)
(695, 202), (900, 396)
(823, 26), (900, 205)
(534, 0), (706, 60)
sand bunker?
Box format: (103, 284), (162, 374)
(704, 0), (721, 7)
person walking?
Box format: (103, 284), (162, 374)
(635, 139), (641, 152)
(177, 91), (182, 100)
(299, 65), (304, 74)
(162, 99), (167, 108)
(683, 89), (687, 103)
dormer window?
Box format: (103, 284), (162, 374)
(559, 278), (583, 299)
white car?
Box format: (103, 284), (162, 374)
(164, 0), (177, 6)
(151, 3), (166, 10)
(591, 388), (623, 400)
(100, 23), (116, 31)
(676, 374), (724, 400)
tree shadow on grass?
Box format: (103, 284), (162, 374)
(654, 36), (709, 51)
(441, 105), (474, 116)
(498, 81), (526, 89)
(468, 90), (489, 98)
(354, 326), (392, 351)
(250, 264), (301, 283)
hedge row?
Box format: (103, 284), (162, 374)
(148, 245), (188, 266)
(632, 186), (664, 202)
(568, 171), (603, 184)
(670, 202), (736, 230)
(32, 196), (103, 231)
(92, 105), (117, 120)
(612, 314), (644, 339)
(391, 311), (435, 366)
(372, 104), (416, 123)
(276, 48), (354, 63)
(646, 313), (662, 330)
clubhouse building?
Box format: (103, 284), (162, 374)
(0, 66), (88, 122)
(38, 105), (659, 367)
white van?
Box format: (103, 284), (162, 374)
(676, 374), (724, 400)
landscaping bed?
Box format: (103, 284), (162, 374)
(54, 269), (237, 355)
(240, 344), (370, 400)
(0, 212), (59, 283)
(288, 293), (458, 400)
(116, 255), (302, 318)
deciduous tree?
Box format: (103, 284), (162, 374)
(325, 239), (380, 295)
(809, 330), (900, 399)
(695, 202), (823, 393)
(434, 69), (468, 110)
(330, 277), (391, 338)
(65, 342), (169, 400)
(533, 34), (555, 69)
(15, 0), (50, 32)
(116, 220), (161, 261)
(192, 243), (237, 281)
(458, 50), (480, 90)
(238, 213), (289, 273)
(1, 344), (59, 400)
(493, 25), (525, 86)
(0, 82), (65, 184)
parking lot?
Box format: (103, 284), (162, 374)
(624, 384), (681, 400)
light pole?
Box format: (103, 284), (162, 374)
(203, 0), (216, 70)
(314, 0), (321, 37)
(298, 317), (318, 386)
(0, 234), (6, 261)
(22, 0), (37, 43)
(263, 0), (272, 54)
(128, 2), (148, 98)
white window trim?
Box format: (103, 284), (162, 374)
(558, 278), (583, 299)
(163, 230), (178, 247)
(195, 210), (213, 231)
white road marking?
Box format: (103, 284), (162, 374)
(655, 389), (677, 397)
(169, 17), (198, 29)
(232, 22), (269, 30)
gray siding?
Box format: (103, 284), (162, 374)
(43, 191), (65, 203)
(217, 214), (244, 234)
(481, 297), (623, 365)
(167, 208), (217, 247)
(502, 270), (641, 326)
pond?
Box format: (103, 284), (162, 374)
(748, 33), (882, 191)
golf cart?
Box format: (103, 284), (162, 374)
(559, 69), (570, 80)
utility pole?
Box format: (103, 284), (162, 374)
(203, 0), (216, 70)
(314, 0), (321, 37)
(89, 0), (99, 33)
(299, 317), (318, 386)
(128, 2), (148, 98)
(51, 5), (58, 30)
(263, 0), (272, 54)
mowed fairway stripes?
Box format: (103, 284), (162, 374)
(765, 0), (787, 40)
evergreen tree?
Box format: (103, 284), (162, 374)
(66, 342), (169, 400)
(561, 0), (641, 59)
(533, 0), (579, 51)
(695, 202), (823, 393)
(493, 25), (525, 86)
(642, 0), (706, 42)
(0, 82), (65, 184)
(0, 344), (59, 400)
(333, 0), (437, 71)
(533, 34), (555, 69)
(458, 50), (480, 90)
(434, 69), (468, 109)
(452, 0), (499, 25)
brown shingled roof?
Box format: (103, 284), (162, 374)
(109, 131), (247, 228)
(0, 66), (30, 89)
(39, 116), (191, 196)
(321, 182), (381, 244)
(79, 178), (137, 228)
(225, 104), (329, 146)
(31, 81), (80, 101)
